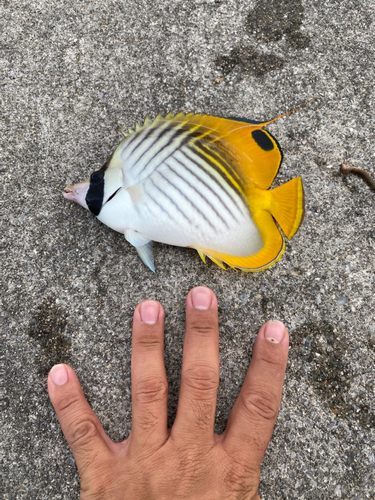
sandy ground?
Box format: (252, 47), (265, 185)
(1, 0), (374, 498)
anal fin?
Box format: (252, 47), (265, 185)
(197, 250), (206, 264)
(208, 256), (226, 270)
(196, 212), (285, 272)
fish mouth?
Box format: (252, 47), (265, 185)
(63, 180), (89, 209)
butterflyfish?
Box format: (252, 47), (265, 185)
(64, 107), (307, 272)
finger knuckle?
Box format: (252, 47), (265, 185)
(69, 416), (101, 450)
(134, 376), (168, 405)
(191, 399), (215, 430)
(80, 466), (119, 500)
(224, 459), (260, 497)
(175, 449), (207, 483)
(56, 392), (81, 415)
(241, 387), (279, 421)
(183, 365), (219, 396)
(258, 353), (285, 371)
(136, 334), (162, 351)
(189, 317), (217, 337)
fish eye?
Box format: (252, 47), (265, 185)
(90, 171), (104, 184)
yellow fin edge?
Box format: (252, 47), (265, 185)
(194, 211), (285, 272)
(197, 250), (206, 264)
(198, 239), (285, 272)
(233, 239), (285, 272)
(289, 178), (305, 239)
(208, 256), (226, 270)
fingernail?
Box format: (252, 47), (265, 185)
(140, 300), (159, 324)
(50, 364), (68, 386)
(264, 320), (285, 344)
(191, 287), (212, 310)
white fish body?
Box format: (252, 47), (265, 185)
(98, 145), (263, 255)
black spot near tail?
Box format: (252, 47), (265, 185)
(251, 129), (274, 151)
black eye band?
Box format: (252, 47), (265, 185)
(86, 169), (105, 216)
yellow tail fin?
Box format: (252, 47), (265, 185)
(269, 177), (305, 239)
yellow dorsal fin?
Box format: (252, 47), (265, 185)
(261, 98), (317, 127)
(135, 121), (141, 131)
(152, 112), (279, 189)
(121, 100), (314, 191)
(154, 100), (315, 190)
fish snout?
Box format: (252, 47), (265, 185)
(63, 180), (89, 210)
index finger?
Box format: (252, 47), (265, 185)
(223, 321), (289, 466)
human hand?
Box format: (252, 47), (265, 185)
(48, 286), (289, 499)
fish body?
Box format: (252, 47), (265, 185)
(64, 112), (305, 272)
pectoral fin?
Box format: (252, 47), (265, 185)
(125, 230), (155, 272)
(135, 242), (155, 273)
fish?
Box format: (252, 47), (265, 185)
(64, 108), (306, 272)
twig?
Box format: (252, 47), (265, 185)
(340, 160), (375, 191)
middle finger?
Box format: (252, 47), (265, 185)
(172, 287), (220, 444)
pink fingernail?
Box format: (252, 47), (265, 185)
(264, 320), (285, 344)
(50, 364), (68, 386)
(191, 287), (212, 310)
(140, 301), (159, 324)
